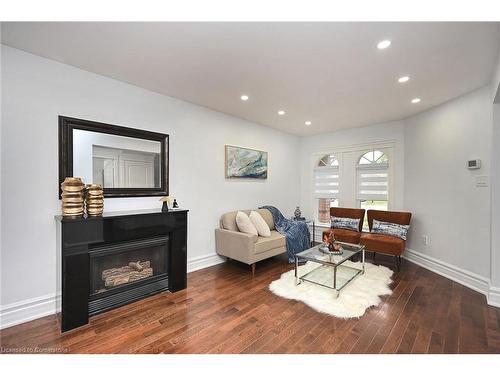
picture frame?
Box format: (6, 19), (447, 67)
(224, 145), (268, 179)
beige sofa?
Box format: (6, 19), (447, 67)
(215, 208), (286, 274)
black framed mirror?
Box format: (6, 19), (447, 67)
(59, 116), (169, 198)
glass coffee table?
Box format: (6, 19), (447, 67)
(294, 242), (365, 298)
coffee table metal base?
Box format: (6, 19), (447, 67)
(294, 247), (365, 298)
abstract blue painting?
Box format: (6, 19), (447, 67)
(225, 145), (268, 179)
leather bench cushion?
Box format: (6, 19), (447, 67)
(255, 231), (286, 254)
(322, 229), (361, 244)
(360, 233), (405, 255)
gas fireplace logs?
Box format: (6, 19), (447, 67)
(61, 177), (85, 217)
(102, 261), (153, 288)
(85, 184), (104, 216)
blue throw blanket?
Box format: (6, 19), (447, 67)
(260, 205), (310, 263)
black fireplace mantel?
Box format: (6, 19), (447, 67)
(55, 208), (188, 332)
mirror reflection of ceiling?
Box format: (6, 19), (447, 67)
(73, 129), (161, 189)
(2, 22), (499, 135)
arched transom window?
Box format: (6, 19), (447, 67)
(358, 150), (389, 165)
(318, 154), (339, 167)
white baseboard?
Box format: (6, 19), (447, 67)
(0, 253), (225, 330)
(488, 286), (500, 307)
(404, 248), (500, 307)
(187, 253), (225, 273)
(0, 293), (61, 330)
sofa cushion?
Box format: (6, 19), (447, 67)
(367, 210), (411, 231)
(372, 219), (409, 240)
(256, 208), (275, 230)
(249, 211), (271, 237)
(330, 216), (360, 231)
(255, 231), (286, 254)
(330, 207), (366, 232)
(235, 211), (258, 236)
(322, 229), (361, 244)
(221, 211), (239, 231)
(360, 233), (405, 255)
(221, 209), (274, 232)
(221, 209), (250, 231)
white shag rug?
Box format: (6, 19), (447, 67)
(269, 260), (393, 318)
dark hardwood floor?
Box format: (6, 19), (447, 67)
(1, 253), (500, 354)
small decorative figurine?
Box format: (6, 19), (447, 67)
(159, 196), (171, 212)
(328, 231), (342, 253)
(328, 231), (336, 251)
(294, 206), (302, 219)
(172, 199), (179, 209)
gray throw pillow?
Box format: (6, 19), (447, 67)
(330, 216), (360, 232)
(372, 219), (410, 240)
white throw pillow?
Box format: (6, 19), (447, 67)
(235, 211), (258, 236)
(249, 210), (271, 237)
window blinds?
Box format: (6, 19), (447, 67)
(314, 167), (339, 199)
(356, 164), (389, 200)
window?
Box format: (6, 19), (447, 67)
(314, 154), (339, 223)
(318, 198), (339, 224)
(357, 150), (389, 229)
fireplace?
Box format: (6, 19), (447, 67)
(88, 236), (169, 315)
(56, 209), (188, 332)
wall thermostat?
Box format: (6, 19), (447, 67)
(467, 159), (481, 169)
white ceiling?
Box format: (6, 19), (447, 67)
(2, 22), (499, 135)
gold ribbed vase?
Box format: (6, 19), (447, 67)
(85, 184), (104, 216)
(61, 177), (85, 217)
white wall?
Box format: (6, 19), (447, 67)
(299, 120), (405, 223)
(404, 87), (492, 278)
(492, 43), (500, 102)
(0, 46), (300, 318)
(491, 103), (500, 291)
(490, 45), (500, 304)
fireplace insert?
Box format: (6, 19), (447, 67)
(88, 236), (169, 315)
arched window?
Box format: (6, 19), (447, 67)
(314, 154), (340, 223)
(357, 150), (389, 224)
(318, 154), (339, 167)
(358, 150), (389, 165)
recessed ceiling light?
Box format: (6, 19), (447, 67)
(305, 121), (312, 126)
(398, 76), (410, 83)
(411, 98), (421, 104)
(377, 40), (391, 49)
(277, 110), (285, 116)
(240, 95), (249, 101)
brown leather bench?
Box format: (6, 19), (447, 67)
(360, 209), (412, 271)
(322, 207), (365, 244)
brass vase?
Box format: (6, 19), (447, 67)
(85, 184), (104, 216)
(61, 177), (85, 217)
